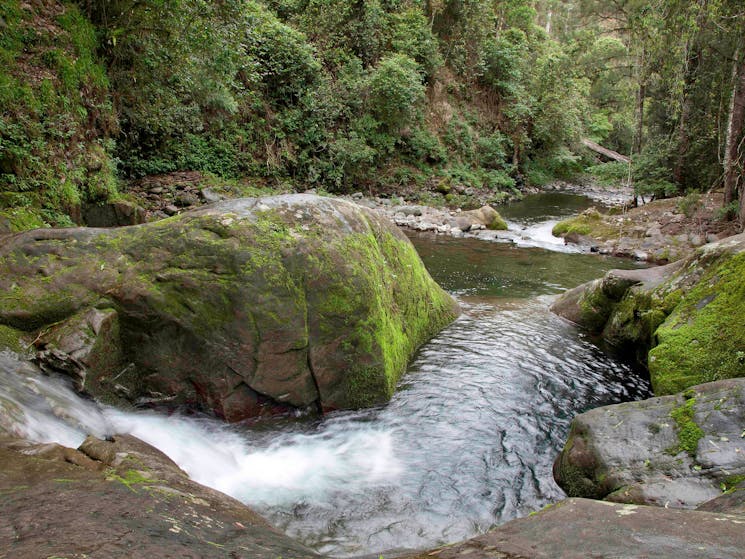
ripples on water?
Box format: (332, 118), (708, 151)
(234, 295), (650, 555)
(0, 193), (653, 557)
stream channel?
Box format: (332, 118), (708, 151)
(1, 192), (652, 557)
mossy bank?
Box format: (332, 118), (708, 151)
(551, 232), (745, 395)
(0, 194), (459, 420)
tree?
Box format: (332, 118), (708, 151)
(723, 46), (745, 227)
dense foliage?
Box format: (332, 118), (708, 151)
(0, 0), (743, 229)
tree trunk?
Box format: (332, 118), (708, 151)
(673, 25), (703, 188)
(633, 48), (647, 155)
(723, 48), (745, 228)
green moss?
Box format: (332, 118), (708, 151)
(721, 475), (745, 494)
(667, 396), (704, 457)
(311, 227), (457, 408)
(0, 208), (46, 232)
(0, 324), (26, 353)
(577, 280), (615, 332)
(602, 289), (668, 360)
(649, 252), (745, 394)
(552, 218), (592, 236)
(486, 212), (508, 231)
(555, 435), (607, 499)
(552, 209), (618, 239)
(106, 468), (157, 493)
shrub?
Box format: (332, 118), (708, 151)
(367, 54), (425, 131)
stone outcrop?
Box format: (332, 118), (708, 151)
(0, 434), (321, 559)
(553, 379), (745, 509)
(399, 498), (745, 559)
(551, 232), (745, 394)
(0, 194), (459, 420)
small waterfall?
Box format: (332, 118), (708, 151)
(0, 351), (403, 509)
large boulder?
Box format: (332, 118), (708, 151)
(0, 434), (321, 559)
(551, 232), (745, 394)
(0, 194), (459, 420)
(553, 379), (745, 508)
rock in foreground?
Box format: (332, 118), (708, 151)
(0, 194), (459, 420)
(401, 498), (745, 559)
(554, 379), (745, 508)
(0, 434), (320, 559)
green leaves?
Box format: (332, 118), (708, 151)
(368, 53), (425, 131)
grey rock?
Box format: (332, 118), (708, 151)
(0, 195), (459, 420)
(0, 435), (321, 559)
(689, 234), (704, 246)
(163, 204), (179, 216)
(199, 187), (224, 204)
(554, 379), (745, 509)
(174, 192), (199, 207)
(396, 206), (423, 217)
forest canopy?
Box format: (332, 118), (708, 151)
(0, 0), (743, 229)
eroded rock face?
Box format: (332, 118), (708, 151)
(551, 232), (745, 394)
(553, 379), (745, 509)
(0, 195), (459, 420)
(0, 434), (321, 559)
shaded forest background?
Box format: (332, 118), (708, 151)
(1, 0), (743, 230)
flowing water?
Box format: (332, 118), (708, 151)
(0, 193), (651, 557)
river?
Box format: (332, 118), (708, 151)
(0, 193), (651, 557)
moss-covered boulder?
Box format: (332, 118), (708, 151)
(0, 194), (459, 420)
(553, 379), (745, 509)
(551, 233), (745, 394)
(461, 205), (508, 231)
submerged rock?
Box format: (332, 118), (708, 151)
(553, 379), (745, 508)
(551, 232), (745, 394)
(0, 194), (459, 420)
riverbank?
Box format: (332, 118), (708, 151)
(552, 191), (740, 262)
(118, 174), (736, 264)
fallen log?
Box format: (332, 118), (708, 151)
(582, 138), (631, 163)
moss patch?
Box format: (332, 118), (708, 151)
(577, 280), (615, 332)
(667, 395), (704, 457)
(0, 324), (27, 353)
(649, 252), (745, 394)
(106, 468), (157, 493)
(552, 209), (616, 239)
